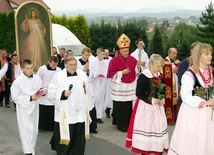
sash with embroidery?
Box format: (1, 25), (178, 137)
(57, 69), (90, 145)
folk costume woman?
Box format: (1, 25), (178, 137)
(126, 54), (169, 155)
(168, 43), (214, 155)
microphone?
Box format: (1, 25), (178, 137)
(69, 84), (73, 90)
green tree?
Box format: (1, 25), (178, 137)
(162, 20), (169, 29)
(189, 16), (200, 23)
(90, 19), (118, 52)
(0, 12), (8, 49)
(209, 39), (214, 51)
(142, 28), (148, 52)
(7, 11), (16, 53)
(51, 14), (92, 48)
(159, 25), (170, 57)
(73, 15), (92, 48)
(137, 19), (148, 29)
(161, 32), (170, 57)
(51, 15), (61, 24)
(60, 14), (68, 26)
(90, 22), (102, 51)
(122, 21), (147, 52)
(169, 23), (198, 60)
(67, 17), (75, 31)
(151, 26), (163, 56)
(197, 2), (214, 43)
(101, 20), (118, 51)
(117, 19), (123, 35)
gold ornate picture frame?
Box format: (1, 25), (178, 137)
(15, 1), (52, 71)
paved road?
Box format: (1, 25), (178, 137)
(0, 104), (174, 155)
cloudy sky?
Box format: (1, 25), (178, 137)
(43, 0), (212, 12)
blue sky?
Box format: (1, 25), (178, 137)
(43, 0), (213, 12)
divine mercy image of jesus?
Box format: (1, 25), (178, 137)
(15, 2), (52, 72)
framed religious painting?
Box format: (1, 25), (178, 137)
(15, 1), (52, 72)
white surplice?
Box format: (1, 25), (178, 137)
(103, 57), (113, 109)
(77, 59), (95, 111)
(11, 73), (42, 155)
(90, 57), (109, 118)
(0, 63), (8, 79)
(36, 65), (61, 105)
(48, 68), (89, 123)
(14, 62), (22, 79)
(131, 49), (149, 72)
(48, 68), (90, 141)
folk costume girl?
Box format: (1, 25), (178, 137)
(126, 54), (169, 155)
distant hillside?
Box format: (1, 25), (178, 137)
(52, 7), (204, 19)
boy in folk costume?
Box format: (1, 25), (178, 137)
(11, 59), (43, 155)
(107, 33), (137, 132)
(162, 47), (180, 124)
(48, 56), (91, 155)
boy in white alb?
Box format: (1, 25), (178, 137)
(90, 48), (109, 124)
(103, 49), (113, 118)
(36, 56), (61, 131)
(11, 59), (43, 155)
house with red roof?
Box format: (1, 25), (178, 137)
(0, 0), (50, 13)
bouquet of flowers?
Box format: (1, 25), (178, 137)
(194, 84), (214, 121)
(194, 86), (206, 99)
(153, 75), (165, 100)
(152, 75), (165, 112)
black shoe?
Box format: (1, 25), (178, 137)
(118, 128), (127, 132)
(97, 119), (104, 124)
(25, 154), (32, 155)
(105, 108), (111, 118)
(90, 129), (98, 134)
(5, 105), (10, 108)
(112, 119), (116, 125)
(106, 113), (111, 118)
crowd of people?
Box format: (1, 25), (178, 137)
(1, 33), (214, 155)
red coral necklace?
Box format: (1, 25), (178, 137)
(198, 68), (211, 85)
